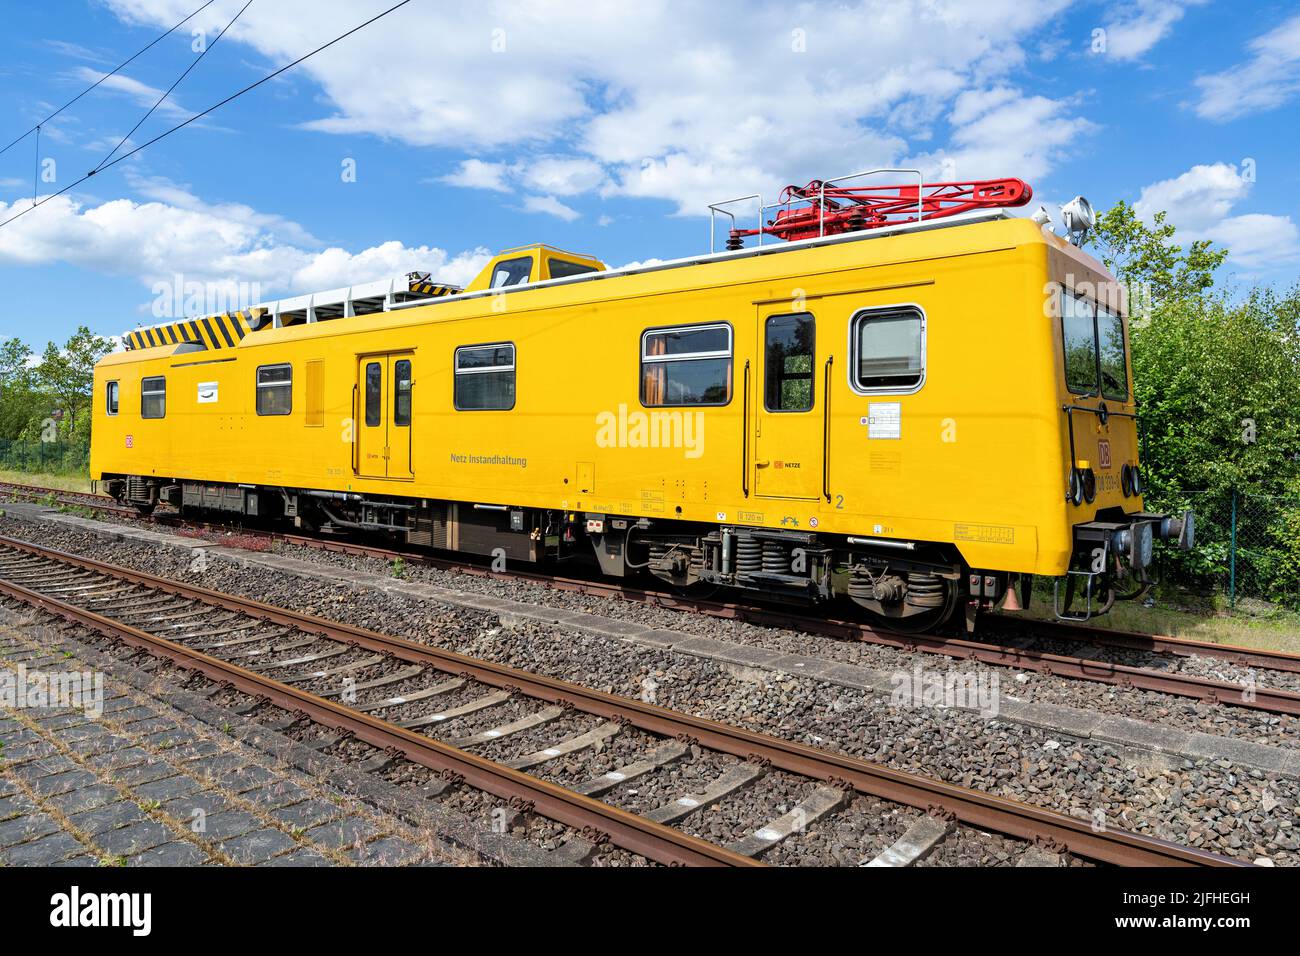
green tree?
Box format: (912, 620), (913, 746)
(1131, 288), (1300, 500)
(30, 326), (112, 436)
(0, 337), (32, 386)
(1088, 200), (1229, 311)
(0, 337), (37, 441)
(1091, 203), (1300, 599)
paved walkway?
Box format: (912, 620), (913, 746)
(0, 607), (463, 866)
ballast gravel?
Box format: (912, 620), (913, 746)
(1, 513), (1296, 865)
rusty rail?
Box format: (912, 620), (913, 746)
(5, 483), (1298, 713)
(0, 557), (756, 867)
(0, 535), (1243, 867)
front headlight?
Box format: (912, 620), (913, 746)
(1081, 467), (1097, 504)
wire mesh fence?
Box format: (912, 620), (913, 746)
(1152, 488), (1300, 611)
(0, 438), (89, 476)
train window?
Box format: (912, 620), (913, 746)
(489, 257), (533, 289)
(547, 258), (598, 279)
(641, 323), (732, 407)
(256, 364), (292, 416)
(140, 376), (166, 419)
(106, 381), (119, 416)
(850, 307), (924, 392)
(1096, 304), (1128, 401)
(1062, 292), (1098, 394)
(764, 313), (815, 412)
(455, 344), (515, 410)
(365, 362), (382, 425)
(394, 359), (412, 426)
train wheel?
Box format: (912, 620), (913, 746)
(133, 502), (155, 516)
(857, 577), (958, 634)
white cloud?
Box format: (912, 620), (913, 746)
(0, 190), (491, 311)
(523, 157), (606, 196)
(291, 240), (492, 290)
(1098, 1), (1202, 61)
(80, 134), (140, 156)
(100, 0), (1080, 215)
(1133, 163), (1300, 270)
(1203, 214), (1300, 270)
(124, 172), (323, 248)
(1133, 162), (1247, 232)
(441, 155), (606, 198)
(913, 87), (1097, 183)
(46, 40), (113, 64)
(440, 159), (510, 192)
(71, 66), (191, 118)
(520, 195), (580, 222)
(1195, 14), (1300, 121)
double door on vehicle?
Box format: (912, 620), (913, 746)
(356, 353), (414, 479)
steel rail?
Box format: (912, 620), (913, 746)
(253, 525), (1300, 682)
(0, 536), (1242, 867)
(0, 480), (114, 504)
(9, 484), (1299, 705)
(0, 565), (756, 868)
(253, 533), (1300, 713)
(991, 614), (1300, 675)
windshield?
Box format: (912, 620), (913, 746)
(1096, 304), (1128, 401)
(1061, 289), (1128, 401)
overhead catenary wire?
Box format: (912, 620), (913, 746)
(96, 0), (255, 172)
(0, 0), (219, 161)
(0, 0), (414, 233)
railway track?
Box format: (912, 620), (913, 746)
(0, 534), (1238, 867)
(6, 479), (1299, 717)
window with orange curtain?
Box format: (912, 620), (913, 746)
(640, 323), (732, 406)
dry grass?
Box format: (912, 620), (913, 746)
(0, 468), (93, 494)
(1018, 583), (1300, 654)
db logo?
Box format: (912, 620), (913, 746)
(1097, 440), (1111, 469)
(125, 435), (134, 449)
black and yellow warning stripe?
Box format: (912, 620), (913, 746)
(125, 309), (265, 352)
(408, 281), (458, 297)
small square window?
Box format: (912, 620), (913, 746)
(455, 344), (515, 411)
(256, 364), (292, 416)
(851, 308), (924, 392)
(141, 376), (166, 419)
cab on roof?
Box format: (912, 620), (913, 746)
(464, 244), (606, 293)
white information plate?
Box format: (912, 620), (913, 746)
(867, 402), (901, 440)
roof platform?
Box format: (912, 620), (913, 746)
(123, 272), (461, 351)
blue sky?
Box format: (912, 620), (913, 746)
(0, 0), (1297, 352)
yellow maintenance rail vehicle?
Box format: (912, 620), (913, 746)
(92, 169), (1193, 632)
